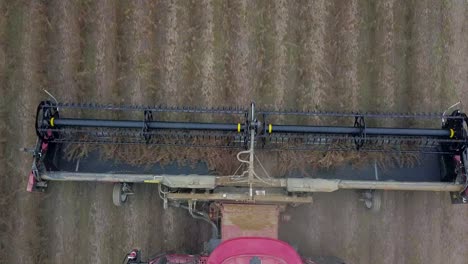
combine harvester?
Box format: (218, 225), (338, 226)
(27, 101), (468, 263)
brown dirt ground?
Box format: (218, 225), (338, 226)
(1, 0), (468, 263)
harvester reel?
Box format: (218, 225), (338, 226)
(32, 101), (468, 153)
(35, 100), (59, 140)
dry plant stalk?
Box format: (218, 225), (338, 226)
(65, 138), (420, 177)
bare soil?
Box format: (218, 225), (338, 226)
(1, 0), (468, 263)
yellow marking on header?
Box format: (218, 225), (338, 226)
(450, 128), (455, 138)
(268, 124), (272, 134)
(50, 117), (55, 127)
(237, 123), (241, 133)
(144, 180), (161, 184)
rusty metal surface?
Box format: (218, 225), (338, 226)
(221, 204), (280, 240)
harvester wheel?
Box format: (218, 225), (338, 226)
(113, 183), (128, 206)
(370, 190), (382, 212)
(361, 190), (382, 212)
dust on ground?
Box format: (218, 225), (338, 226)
(1, 0), (468, 264)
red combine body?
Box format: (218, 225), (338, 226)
(126, 204), (344, 264)
(146, 237), (303, 264)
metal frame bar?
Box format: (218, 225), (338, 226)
(165, 192), (313, 204)
(50, 118), (450, 137)
(269, 125), (450, 137)
(53, 118), (242, 131)
(41, 171), (465, 192)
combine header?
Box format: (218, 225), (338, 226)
(26, 100), (468, 263)
(29, 100), (468, 202)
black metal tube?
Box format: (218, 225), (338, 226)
(270, 125), (451, 137)
(52, 118), (451, 137)
(53, 118), (240, 131)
